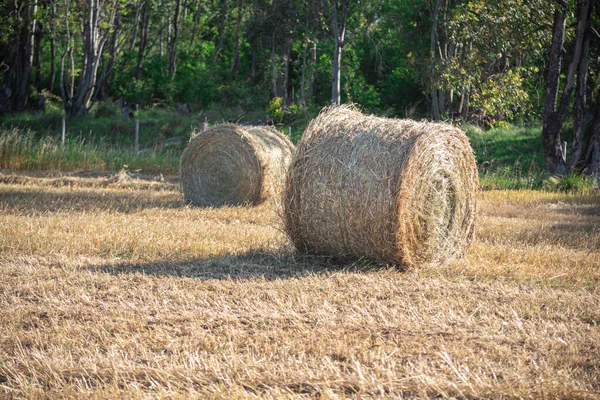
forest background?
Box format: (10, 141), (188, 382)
(1, 0), (599, 181)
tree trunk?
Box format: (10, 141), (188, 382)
(17, 0), (38, 110)
(306, 1), (319, 103)
(33, 19), (42, 91)
(0, 0), (38, 113)
(168, 0), (181, 77)
(332, 37), (342, 105)
(251, 45), (257, 78)
(542, 6), (569, 174)
(542, 0), (593, 174)
(189, 0), (201, 48)
(98, 7), (120, 99)
(300, 41), (307, 106)
(229, 0), (245, 79)
(159, 0), (165, 56)
(270, 33), (278, 97)
(67, 0), (118, 116)
(279, 43), (291, 105)
(330, 0), (348, 105)
(49, 2), (56, 93)
(210, 0), (228, 76)
(59, 0), (72, 109)
(129, 1), (142, 52)
(430, 0), (442, 121)
(585, 94), (600, 182)
(307, 39), (317, 102)
(570, 20), (591, 169)
(134, 1), (149, 80)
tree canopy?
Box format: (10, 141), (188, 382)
(0, 0), (599, 174)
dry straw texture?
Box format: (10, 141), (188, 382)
(181, 124), (294, 206)
(284, 105), (478, 267)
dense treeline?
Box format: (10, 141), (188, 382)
(0, 0), (599, 175)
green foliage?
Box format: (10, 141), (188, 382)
(267, 97), (301, 125)
(470, 70), (531, 127)
(93, 102), (119, 118)
(542, 173), (595, 194)
(268, 97), (285, 122)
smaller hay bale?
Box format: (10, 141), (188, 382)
(181, 123), (294, 207)
(283, 105), (478, 267)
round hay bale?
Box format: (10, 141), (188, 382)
(283, 106), (478, 267)
(181, 124), (294, 207)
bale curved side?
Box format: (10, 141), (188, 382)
(181, 124), (294, 207)
(245, 126), (295, 201)
(283, 106), (478, 267)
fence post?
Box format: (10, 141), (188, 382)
(61, 115), (66, 144)
(135, 118), (140, 153)
(288, 125), (292, 140)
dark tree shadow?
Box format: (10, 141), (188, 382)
(549, 203), (600, 217)
(88, 250), (394, 281)
(0, 188), (184, 215)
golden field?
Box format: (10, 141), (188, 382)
(0, 171), (599, 399)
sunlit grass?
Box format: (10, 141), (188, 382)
(0, 128), (179, 174)
(0, 174), (598, 398)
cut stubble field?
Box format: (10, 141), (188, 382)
(0, 171), (599, 399)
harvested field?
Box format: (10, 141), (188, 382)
(0, 171), (599, 399)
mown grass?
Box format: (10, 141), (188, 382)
(0, 173), (598, 398)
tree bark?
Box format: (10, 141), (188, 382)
(430, 0), (442, 121)
(306, 1), (319, 103)
(542, 5), (569, 174)
(189, 0), (201, 48)
(129, 1), (142, 52)
(300, 41), (307, 106)
(279, 43), (291, 105)
(59, 0), (72, 109)
(229, 0), (245, 79)
(270, 32), (278, 97)
(570, 15), (591, 169)
(542, 0), (594, 174)
(330, 0), (348, 105)
(210, 0), (228, 76)
(307, 39), (317, 102)
(33, 19), (42, 91)
(134, 0), (149, 80)
(168, 0), (181, 77)
(0, 0), (38, 113)
(67, 0), (118, 116)
(49, 2), (56, 93)
(584, 94), (600, 182)
(98, 6), (121, 99)
(17, 0), (38, 110)
(159, 0), (165, 56)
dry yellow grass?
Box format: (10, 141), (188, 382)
(1, 171), (599, 399)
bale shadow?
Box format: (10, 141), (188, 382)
(88, 250), (394, 281)
(548, 203), (600, 217)
(0, 188), (185, 215)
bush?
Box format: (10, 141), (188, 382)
(93, 101), (119, 118)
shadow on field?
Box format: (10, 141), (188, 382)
(549, 203), (600, 217)
(0, 188), (184, 214)
(89, 250), (392, 280)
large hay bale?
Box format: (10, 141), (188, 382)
(181, 124), (294, 207)
(284, 106), (478, 267)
